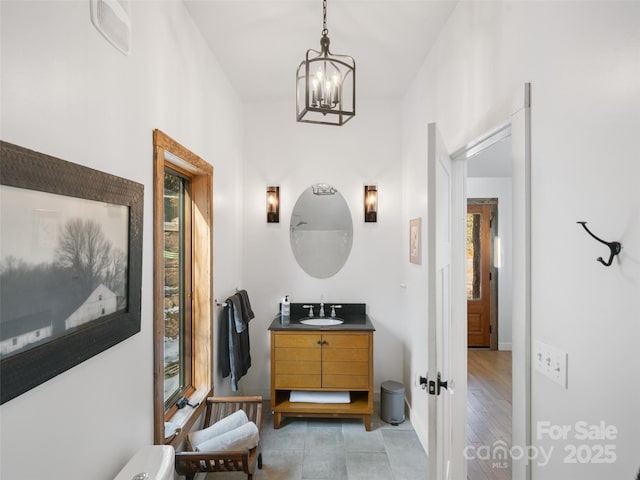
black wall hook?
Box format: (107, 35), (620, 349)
(577, 221), (622, 267)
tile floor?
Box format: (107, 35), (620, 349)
(196, 401), (427, 480)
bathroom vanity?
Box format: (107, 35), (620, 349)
(268, 303), (375, 430)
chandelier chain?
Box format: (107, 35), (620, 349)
(322, 0), (328, 37)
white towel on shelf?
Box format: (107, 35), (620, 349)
(195, 421), (260, 452)
(289, 391), (351, 404)
(188, 409), (248, 448)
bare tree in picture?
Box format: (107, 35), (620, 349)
(55, 218), (126, 299)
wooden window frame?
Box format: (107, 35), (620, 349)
(153, 129), (213, 446)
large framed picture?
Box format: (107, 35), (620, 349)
(0, 141), (143, 404)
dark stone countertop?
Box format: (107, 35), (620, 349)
(268, 303), (375, 332)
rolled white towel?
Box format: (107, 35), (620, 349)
(195, 421), (260, 452)
(188, 409), (248, 448)
(289, 390), (351, 404)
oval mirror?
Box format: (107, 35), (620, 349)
(290, 184), (353, 278)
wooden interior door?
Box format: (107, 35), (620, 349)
(466, 204), (492, 347)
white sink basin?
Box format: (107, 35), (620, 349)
(300, 318), (344, 326)
(113, 445), (175, 480)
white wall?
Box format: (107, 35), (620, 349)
(402, 1), (640, 478)
(467, 177), (513, 350)
(238, 100), (405, 400)
(0, 2), (243, 479)
(400, 122), (429, 448)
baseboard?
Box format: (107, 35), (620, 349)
(407, 398), (428, 453)
(498, 342), (512, 351)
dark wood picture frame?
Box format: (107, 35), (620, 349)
(0, 141), (143, 404)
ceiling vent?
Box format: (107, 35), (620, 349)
(90, 0), (131, 55)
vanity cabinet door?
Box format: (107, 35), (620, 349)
(321, 333), (370, 389)
(273, 333), (322, 388)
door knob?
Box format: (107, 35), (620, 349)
(426, 372), (452, 396)
(437, 372), (448, 394)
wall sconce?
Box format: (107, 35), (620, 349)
(364, 185), (378, 222)
(266, 186), (280, 223)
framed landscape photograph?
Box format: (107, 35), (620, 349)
(0, 141), (143, 404)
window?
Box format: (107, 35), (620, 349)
(466, 212), (482, 300)
(153, 130), (213, 446)
(163, 169), (193, 409)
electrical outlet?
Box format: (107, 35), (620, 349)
(534, 340), (568, 388)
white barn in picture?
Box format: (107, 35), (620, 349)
(65, 284), (118, 330)
(0, 312), (52, 357)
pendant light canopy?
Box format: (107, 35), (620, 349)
(296, 0), (356, 126)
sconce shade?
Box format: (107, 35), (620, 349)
(296, 0), (355, 126)
(267, 186), (280, 223)
(364, 185), (377, 222)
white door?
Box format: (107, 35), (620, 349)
(427, 123), (466, 480)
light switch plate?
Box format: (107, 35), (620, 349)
(534, 340), (568, 388)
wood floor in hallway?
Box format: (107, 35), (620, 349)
(467, 349), (512, 480)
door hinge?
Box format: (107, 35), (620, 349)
(490, 271), (492, 281)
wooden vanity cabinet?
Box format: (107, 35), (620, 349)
(270, 330), (374, 430)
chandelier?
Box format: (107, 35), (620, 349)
(296, 0), (356, 126)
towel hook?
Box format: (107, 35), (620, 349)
(577, 221), (622, 267)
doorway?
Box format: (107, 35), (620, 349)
(463, 134), (514, 480)
(466, 200), (498, 349)
(425, 84), (530, 480)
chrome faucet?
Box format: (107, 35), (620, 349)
(319, 296), (325, 317)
